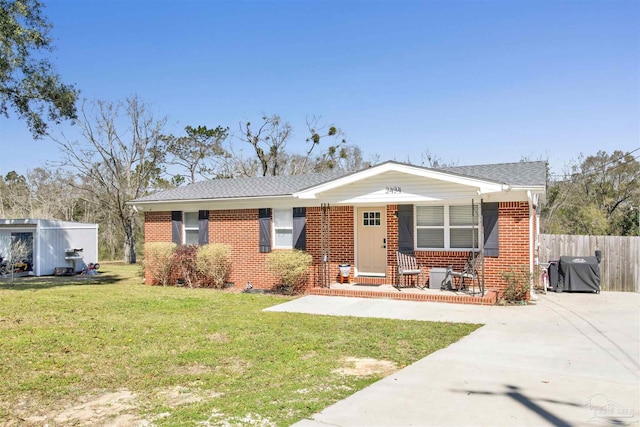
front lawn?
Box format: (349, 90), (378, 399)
(0, 263), (480, 426)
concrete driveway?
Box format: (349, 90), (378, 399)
(265, 292), (640, 426)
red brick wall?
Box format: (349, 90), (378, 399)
(381, 202), (531, 294)
(142, 201), (532, 294)
(143, 212), (173, 284)
(144, 211), (172, 243)
(209, 209), (279, 289)
(483, 201), (531, 294)
(306, 206), (355, 285)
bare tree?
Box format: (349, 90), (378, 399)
(417, 150), (458, 168)
(6, 237), (30, 285)
(27, 167), (78, 220)
(234, 114), (347, 177)
(55, 96), (166, 263)
(0, 171), (30, 217)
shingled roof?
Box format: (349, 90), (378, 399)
(132, 160), (546, 203)
(133, 169), (348, 202)
(439, 160), (547, 187)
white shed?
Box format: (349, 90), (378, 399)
(0, 219), (99, 276)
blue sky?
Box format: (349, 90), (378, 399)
(0, 0), (638, 178)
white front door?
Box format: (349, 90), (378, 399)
(356, 207), (387, 275)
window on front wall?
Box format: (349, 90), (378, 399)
(183, 212), (199, 245)
(416, 205), (478, 250)
(273, 208), (293, 249)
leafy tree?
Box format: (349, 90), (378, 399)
(55, 96), (167, 263)
(0, 0), (77, 137)
(163, 125), (229, 184)
(542, 150), (640, 236)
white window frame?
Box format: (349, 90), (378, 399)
(362, 210), (382, 227)
(415, 204), (479, 250)
(273, 208), (293, 249)
(183, 212), (199, 245)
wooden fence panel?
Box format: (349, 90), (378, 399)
(539, 234), (639, 293)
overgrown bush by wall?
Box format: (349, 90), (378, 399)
(143, 242), (176, 286)
(266, 250), (313, 294)
(196, 244), (233, 288)
(172, 245), (200, 288)
(500, 266), (531, 304)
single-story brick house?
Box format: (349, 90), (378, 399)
(131, 160), (546, 301)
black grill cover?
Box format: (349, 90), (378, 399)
(558, 256), (600, 293)
(547, 261), (560, 291)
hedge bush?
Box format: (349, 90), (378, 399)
(196, 244), (233, 288)
(266, 250), (312, 294)
(172, 245), (199, 287)
(143, 242), (176, 286)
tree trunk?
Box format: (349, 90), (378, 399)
(123, 220), (137, 264)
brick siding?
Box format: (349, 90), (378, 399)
(142, 201), (532, 298)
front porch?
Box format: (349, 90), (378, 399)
(308, 282), (499, 305)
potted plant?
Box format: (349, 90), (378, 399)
(338, 264), (351, 278)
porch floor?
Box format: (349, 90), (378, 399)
(308, 282), (498, 305)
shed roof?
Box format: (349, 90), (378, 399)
(0, 219), (98, 228)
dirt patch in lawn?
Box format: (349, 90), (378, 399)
(18, 390), (140, 426)
(207, 332), (230, 343)
(174, 362), (214, 376)
(11, 386), (225, 426)
(334, 357), (398, 377)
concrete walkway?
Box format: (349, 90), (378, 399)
(265, 292), (640, 426)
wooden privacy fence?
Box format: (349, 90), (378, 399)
(538, 234), (640, 293)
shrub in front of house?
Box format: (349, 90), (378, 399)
(196, 243), (233, 289)
(144, 242), (177, 286)
(500, 266), (531, 304)
(172, 245), (200, 288)
(266, 250), (313, 294)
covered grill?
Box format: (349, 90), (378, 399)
(556, 256), (601, 293)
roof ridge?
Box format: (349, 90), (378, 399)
(440, 160), (547, 169)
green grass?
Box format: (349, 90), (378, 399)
(0, 263), (480, 426)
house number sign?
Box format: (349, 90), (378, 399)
(385, 186), (402, 194)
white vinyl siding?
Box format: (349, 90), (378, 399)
(273, 209), (293, 249)
(183, 212), (199, 245)
(416, 205), (478, 250)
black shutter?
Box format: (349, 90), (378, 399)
(482, 202), (499, 257)
(397, 204), (414, 251)
(259, 208), (272, 253)
(293, 207), (306, 250)
(198, 210), (209, 245)
(171, 211), (182, 244)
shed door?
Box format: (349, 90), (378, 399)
(11, 232), (34, 271)
(357, 207), (387, 275)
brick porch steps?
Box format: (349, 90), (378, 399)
(308, 286), (499, 305)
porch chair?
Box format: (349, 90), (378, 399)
(395, 251), (427, 290)
(447, 253), (482, 291)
